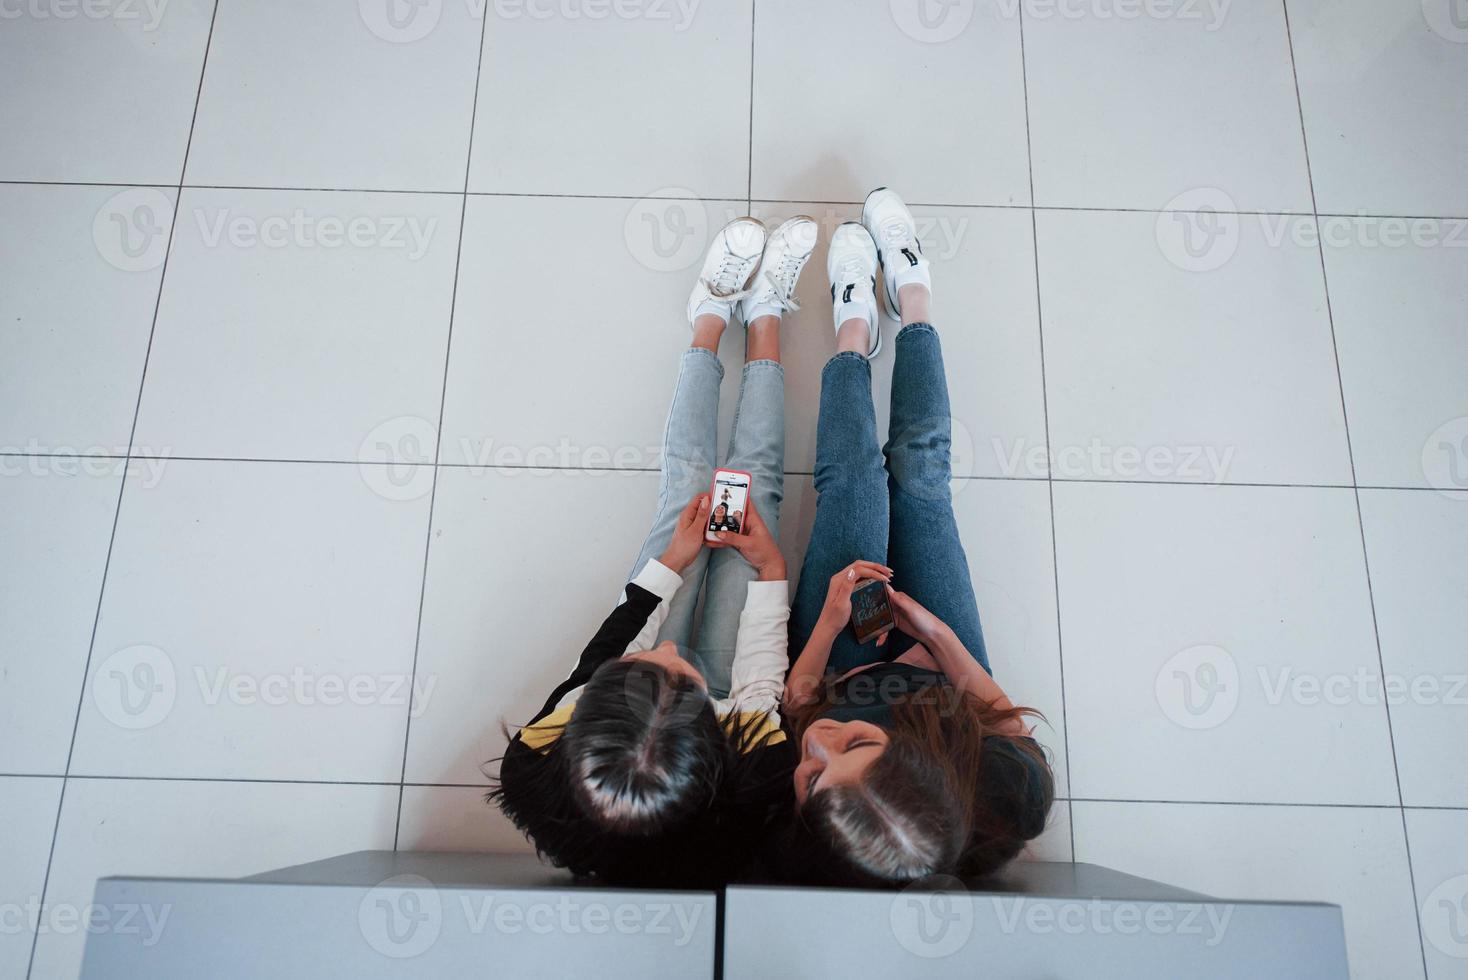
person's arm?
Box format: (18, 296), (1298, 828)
(887, 587), (1030, 736)
(711, 502), (790, 719)
(520, 494), (711, 727)
(782, 561), (893, 708)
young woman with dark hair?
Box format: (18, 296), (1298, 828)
(780, 187), (1055, 886)
(488, 215), (818, 887)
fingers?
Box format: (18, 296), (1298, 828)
(876, 631), (889, 647)
(849, 559), (894, 582)
(683, 494), (710, 528)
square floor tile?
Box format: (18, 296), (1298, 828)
(1324, 227), (1468, 490)
(750, 203), (1047, 477)
(1054, 482), (1397, 805)
(32, 778), (398, 980)
(467, 1), (751, 197)
(0, 776), (62, 979)
(1024, 1), (1311, 211)
(750, 0), (1029, 205)
(406, 467), (816, 784)
(952, 478), (1069, 796)
(1072, 801), (1424, 980)
(132, 188), (460, 462)
(1406, 808), (1468, 978)
(398, 785), (535, 855)
(0, 467), (122, 774)
(1037, 209), (1352, 485)
(0, 184), (173, 453)
(439, 195), (747, 471)
(0, 0), (213, 183)
(1289, 0), (1468, 216)
(185, 0), (481, 190)
(71, 460), (432, 781)
(1358, 490), (1468, 807)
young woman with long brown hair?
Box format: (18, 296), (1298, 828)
(780, 187), (1054, 886)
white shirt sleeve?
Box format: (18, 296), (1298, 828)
(621, 558), (685, 655)
(715, 579), (790, 727)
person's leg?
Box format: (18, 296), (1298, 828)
(871, 188), (988, 671)
(689, 318), (785, 697)
(623, 322), (724, 653)
(690, 217), (816, 697)
(626, 218), (767, 653)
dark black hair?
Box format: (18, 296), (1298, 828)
(487, 658), (793, 888)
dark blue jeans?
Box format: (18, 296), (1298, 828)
(790, 323), (989, 677)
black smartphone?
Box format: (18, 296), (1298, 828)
(850, 579), (896, 645)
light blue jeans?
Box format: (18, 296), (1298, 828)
(625, 347), (785, 698)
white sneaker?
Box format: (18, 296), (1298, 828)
(862, 186), (931, 322)
(826, 221), (881, 357)
(686, 217), (767, 327)
(738, 216), (818, 324)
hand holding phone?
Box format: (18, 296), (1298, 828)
(706, 469), (752, 541)
(850, 578), (897, 645)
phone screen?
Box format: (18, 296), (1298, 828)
(850, 579), (895, 644)
(709, 471), (750, 535)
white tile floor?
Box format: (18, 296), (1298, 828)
(1, 2), (1465, 978)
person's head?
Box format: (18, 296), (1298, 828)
(787, 690), (1052, 886)
(488, 648), (791, 886)
(714, 502), (728, 522)
(558, 646), (723, 835)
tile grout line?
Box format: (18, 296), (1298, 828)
(745, 0), (755, 210)
(22, 1), (224, 976)
(9, 178), (1468, 223)
(391, 2), (493, 852)
(1279, 3), (1427, 976)
(1014, 2), (1075, 862)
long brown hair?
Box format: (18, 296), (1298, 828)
(786, 685), (1052, 885)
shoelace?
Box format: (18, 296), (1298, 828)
(751, 255), (805, 313)
(704, 254), (754, 299)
